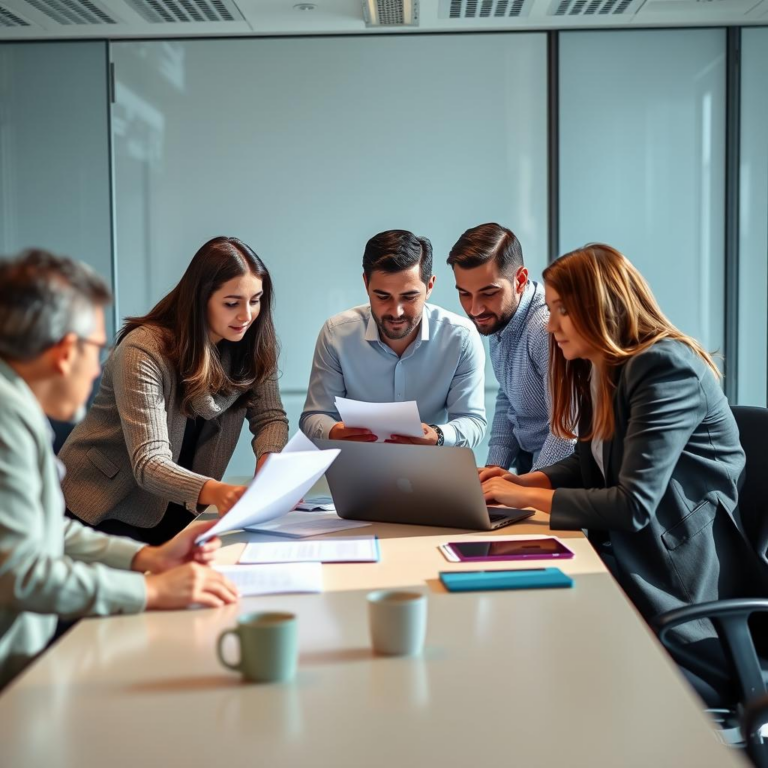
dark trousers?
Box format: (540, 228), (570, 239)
(514, 450), (534, 475)
(65, 502), (195, 546)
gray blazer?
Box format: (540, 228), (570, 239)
(60, 326), (289, 528)
(541, 340), (766, 648)
(0, 360), (145, 688)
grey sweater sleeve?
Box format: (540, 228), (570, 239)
(247, 373), (290, 460)
(111, 340), (210, 508)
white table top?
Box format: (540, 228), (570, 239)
(0, 511), (747, 768)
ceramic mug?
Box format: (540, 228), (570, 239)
(217, 611), (298, 683)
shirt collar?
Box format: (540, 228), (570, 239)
(496, 281), (537, 343)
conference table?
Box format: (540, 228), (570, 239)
(0, 498), (748, 767)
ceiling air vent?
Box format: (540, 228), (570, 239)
(0, 3), (31, 24)
(15, 0), (115, 24)
(441, 0), (533, 17)
(123, 0), (244, 23)
(548, 0), (640, 14)
(14, 0), (117, 25)
(363, 0), (419, 26)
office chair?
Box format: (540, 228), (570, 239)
(653, 406), (768, 741)
(743, 694), (768, 768)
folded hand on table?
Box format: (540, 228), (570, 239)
(132, 519), (239, 610)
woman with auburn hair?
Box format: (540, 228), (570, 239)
(481, 244), (766, 701)
(60, 236), (288, 544)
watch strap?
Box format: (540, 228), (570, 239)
(429, 424), (445, 447)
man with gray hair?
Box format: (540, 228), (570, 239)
(0, 250), (238, 688)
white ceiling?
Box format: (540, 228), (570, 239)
(0, 0), (766, 40)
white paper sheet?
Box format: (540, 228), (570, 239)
(214, 562), (322, 596)
(240, 536), (379, 564)
(245, 511), (368, 538)
(334, 396), (423, 442)
(281, 430), (319, 453)
(196, 448), (340, 544)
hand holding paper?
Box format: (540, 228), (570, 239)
(195, 433), (339, 544)
(334, 396), (423, 442)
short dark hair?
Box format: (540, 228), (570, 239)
(446, 223), (524, 276)
(0, 249), (111, 362)
(362, 230), (433, 285)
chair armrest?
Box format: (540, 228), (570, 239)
(653, 599), (768, 706)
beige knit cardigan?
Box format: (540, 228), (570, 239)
(60, 325), (289, 528)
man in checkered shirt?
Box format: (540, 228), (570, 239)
(447, 223), (574, 474)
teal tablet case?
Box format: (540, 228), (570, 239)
(440, 568), (573, 592)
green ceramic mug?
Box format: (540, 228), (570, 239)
(217, 612), (298, 683)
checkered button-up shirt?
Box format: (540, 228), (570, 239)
(487, 281), (574, 471)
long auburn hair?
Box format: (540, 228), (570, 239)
(117, 237), (278, 416)
(542, 244), (720, 442)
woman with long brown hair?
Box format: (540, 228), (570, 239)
(480, 244), (765, 702)
(60, 236), (288, 544)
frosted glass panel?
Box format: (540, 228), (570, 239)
(0, 42), (114, 336)
(111, 36), (548, 472)
(559, 30), (726, 357)
(738, 28), (768, 406)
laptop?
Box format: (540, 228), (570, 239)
(314, 440), (534, 531)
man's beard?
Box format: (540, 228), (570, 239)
(373, 311), (420, 341)
(470, 309), (514, 336)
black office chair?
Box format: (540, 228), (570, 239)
(653, 406), (768, 742)
(743, 694), (768, 768)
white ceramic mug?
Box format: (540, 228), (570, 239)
(367, 590), (427, 656)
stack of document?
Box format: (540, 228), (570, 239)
(240, 536), (380, 564)
(195, 431), (339, 544)
(214, 562), (322, 596)
(335, 396), (423, 442)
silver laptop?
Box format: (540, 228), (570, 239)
(314, 440), (534, 531)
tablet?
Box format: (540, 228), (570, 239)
(446, 538), (574, 562)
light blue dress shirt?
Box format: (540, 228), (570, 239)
(300, 303), (487, 448)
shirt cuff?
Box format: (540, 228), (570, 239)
(438, 423), (458, 447)
(303, 416), (337, 441)
(96, 567), (148, 614)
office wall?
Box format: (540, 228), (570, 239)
(738, 28), (768, 407)
(111, 35), (549, 473)
(0, 42), (114, 336)
(1, 31), (762, 479)
(558, 30), (726, 357)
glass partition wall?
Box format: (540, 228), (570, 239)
(1, 29), (766, 471)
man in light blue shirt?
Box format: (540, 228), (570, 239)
(447, 223), (574, 472)
(300, 230), (486, 448)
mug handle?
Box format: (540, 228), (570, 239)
(216, 628), (242, 673)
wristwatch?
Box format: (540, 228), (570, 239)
(429, 424), (445, 447)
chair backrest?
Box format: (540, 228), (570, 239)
(731, 405), (768, 565)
